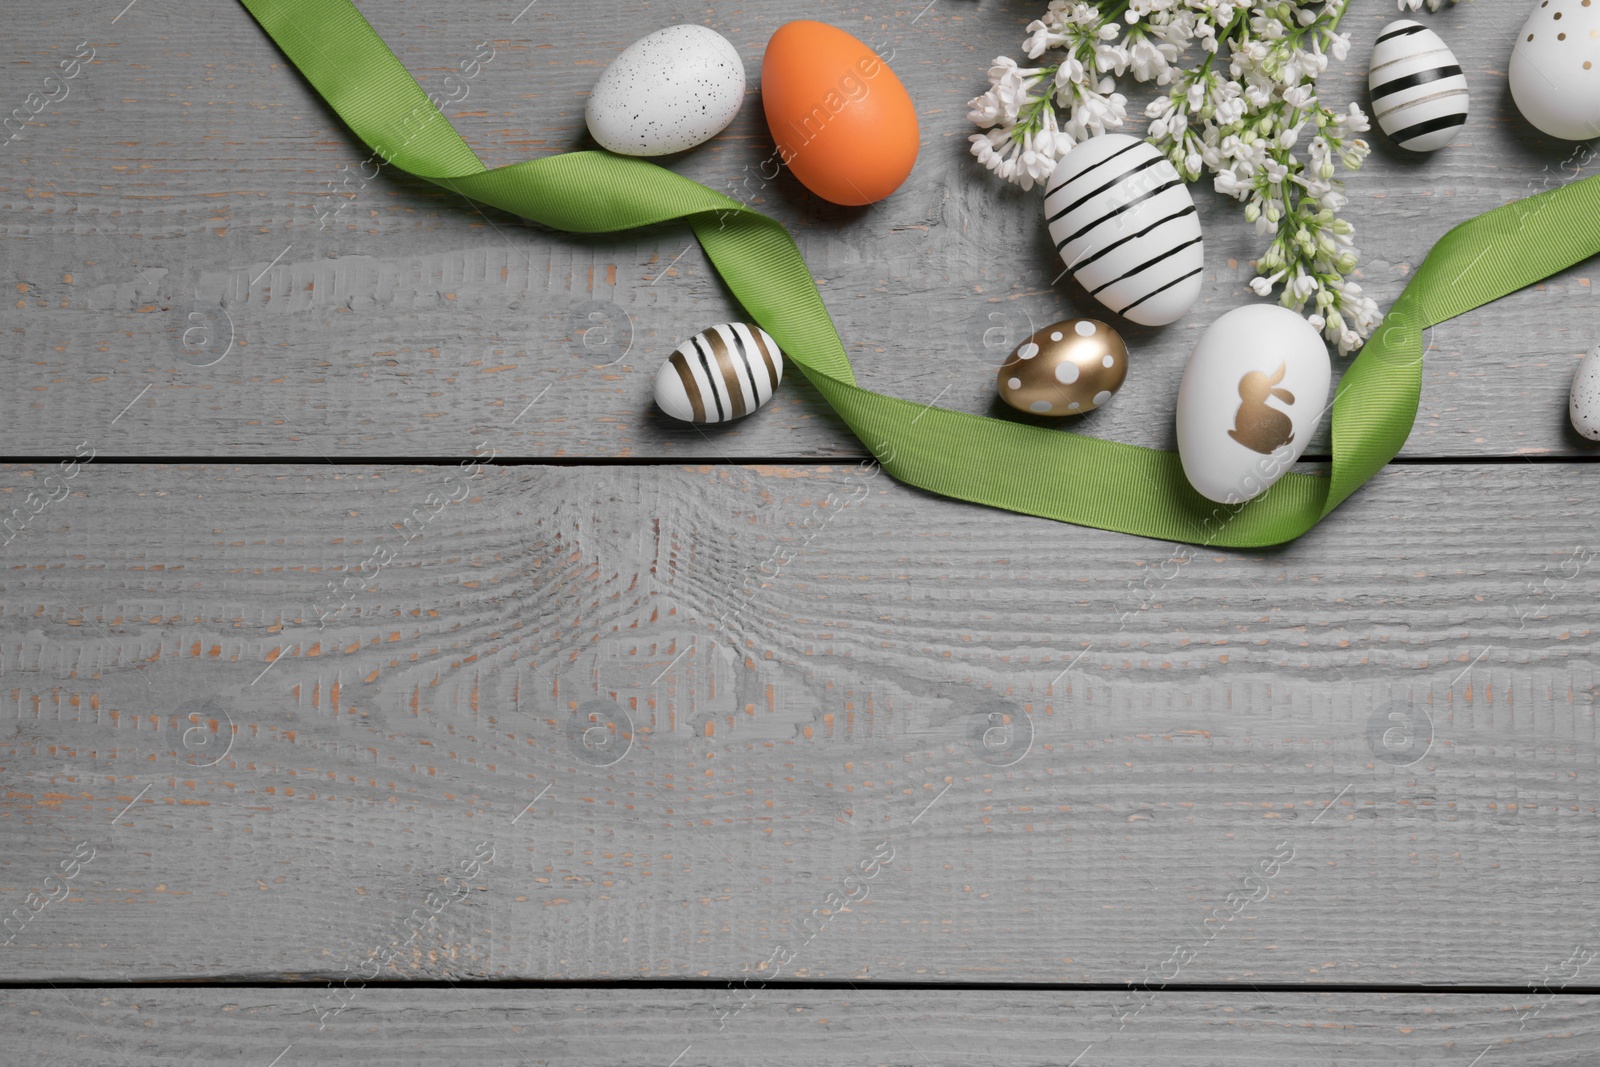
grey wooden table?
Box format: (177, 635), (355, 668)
(2, 0), (1599, 1063)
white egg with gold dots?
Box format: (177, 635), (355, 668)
(1511, 0), (1600, 140)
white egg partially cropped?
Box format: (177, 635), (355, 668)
(1043, 133), (1204, 327)
(654, 323), (784, 424)
(1368, 20), (1470, 152)
(586, 25), (745, 156)
(1570, 342), (1600, 441)
(1511, 0), (1600, 141)
(1176, 305), (1331, 505)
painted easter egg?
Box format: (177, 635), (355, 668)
(1043, 133), (1204, 327)
(586, 25), (745, 156)
(1570, 342), (1600, 440)
(1176, 305), (1331, 505)
(654, 323), (784, 424)
(996, 319), (1128, 416)
(1368, 20), (1470, 152)
(761, 21), (918, 205)
(1511, 0), (1600, 140)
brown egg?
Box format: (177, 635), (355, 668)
(997, 318), (1128, 416)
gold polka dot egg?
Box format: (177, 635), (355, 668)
(1512, 0), (1600, 140)
(997, 319), (1127, 416)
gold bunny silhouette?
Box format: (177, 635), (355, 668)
(1227, 362), (1296, 454)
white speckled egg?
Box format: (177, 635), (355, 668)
(586, 25), (745, 156)
(1368, 20), (1470, 152)
(654, 323), (783, 424)
(1570, 343), (1600, 440)
(1176, 305), (1331, 505)
(1043, 133), (1204, 328)
(1511, 0), (1600, 141)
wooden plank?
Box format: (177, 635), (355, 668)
(2, 1), (1596, 458)
(1, 988), (1597, 1066)
(0, 461), (1597, 983)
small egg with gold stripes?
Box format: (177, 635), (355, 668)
(997, 318), (1128, 417)
(654, 322), (785, 424)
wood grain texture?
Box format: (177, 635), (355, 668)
(2, 989), (1599, 1066)
(2, 0), (1599, 459)
(0, 462), (1597, 983)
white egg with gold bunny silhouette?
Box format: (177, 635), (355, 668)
(1176, 305), (1332, 505)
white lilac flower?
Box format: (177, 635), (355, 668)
(967, 0), (1384, 352)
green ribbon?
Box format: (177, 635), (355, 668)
(238, 0), (1600, 547)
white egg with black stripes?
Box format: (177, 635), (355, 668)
(654, 322), (785, 425)
(1368, 20), (1470, 152)
(1043, 133), (1204, 327)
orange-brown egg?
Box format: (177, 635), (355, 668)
(760, 21), (918, 206)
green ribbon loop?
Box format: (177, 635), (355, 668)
(239, 0), (1600, 547)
